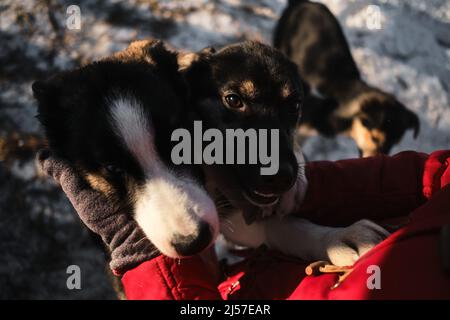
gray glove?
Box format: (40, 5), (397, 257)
(37, 149), (158, 275)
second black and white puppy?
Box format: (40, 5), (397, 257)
(274, 0), (420, 157)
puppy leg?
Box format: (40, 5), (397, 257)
(221, 213), (389, 266)
(319, 219), (390, 266)
(263, 217), (389, 266)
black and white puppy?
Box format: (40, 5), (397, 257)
(274, 0), (420, 157)
(33, 40), (219, 258)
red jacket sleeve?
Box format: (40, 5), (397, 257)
(295, 151), (429, 226)
(422, 150), (450, 199)
(122, 253), (222, 300)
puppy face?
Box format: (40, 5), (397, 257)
(33, 41), (218, 258)
(181, 41), (303, 221)
(350, 92), (419, 157)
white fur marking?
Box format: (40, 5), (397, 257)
(108, 95), (219, 258)
(109, 95), (156, 171)
(135, 175), (219, 258)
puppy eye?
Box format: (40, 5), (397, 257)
(288, 100), (302, 115)
(361, 118), (374, 129)
(224, 94), (243, 109)
(105, 165), (123, 176)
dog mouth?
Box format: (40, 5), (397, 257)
(242, 187), (279, 207)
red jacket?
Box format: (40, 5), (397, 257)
(121, 150), (450, 299)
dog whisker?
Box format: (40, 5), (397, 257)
(215, 200), (232, 207)
(220, 218), (235, 233)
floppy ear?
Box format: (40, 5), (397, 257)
(177, 46), (215, 72)
(114, 39), (164, 62)
(142, 40), (179, 72)
(177, 47), (215, 99)
(114, 39), (181, 76)
(32, 79), (62, 126)
(403, 108), (420, 139)
(177, 52), (200, 71)
(32, 78), (73, 156)
(126, 39), (189, 103)
(32, 80), (55, 112)
(32, 80), (53, 101)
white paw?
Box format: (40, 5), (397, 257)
(323, 219), (390, 266)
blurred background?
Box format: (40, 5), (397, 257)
(0, 0), (449, 299)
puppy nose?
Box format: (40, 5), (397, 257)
(259, 163), (297, 193)
(171, 221), (212, 256)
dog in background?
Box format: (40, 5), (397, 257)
(274, 0), (420, 157)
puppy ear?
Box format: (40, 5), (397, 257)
(32, 80), (58, 115)
(115, 39), (180, 76)
(32, 80), (55, 101)
(177, 46), (215, 71)
(32, 79), (63, 127)
(115, 39), (163, 62)
(177, 47), (215, 100)
(404, 108), (420, 138)
(144, 40), (176, 66)
(127, 40), (189, 103)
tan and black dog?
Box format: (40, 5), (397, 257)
(274, 0), (420, 157)
(179, 41), (304, 223)
(178, 41), (389, 266)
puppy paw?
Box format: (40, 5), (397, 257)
(323, 219), (390, 267)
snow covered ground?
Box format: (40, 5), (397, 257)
(0, 0), (448, 298)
